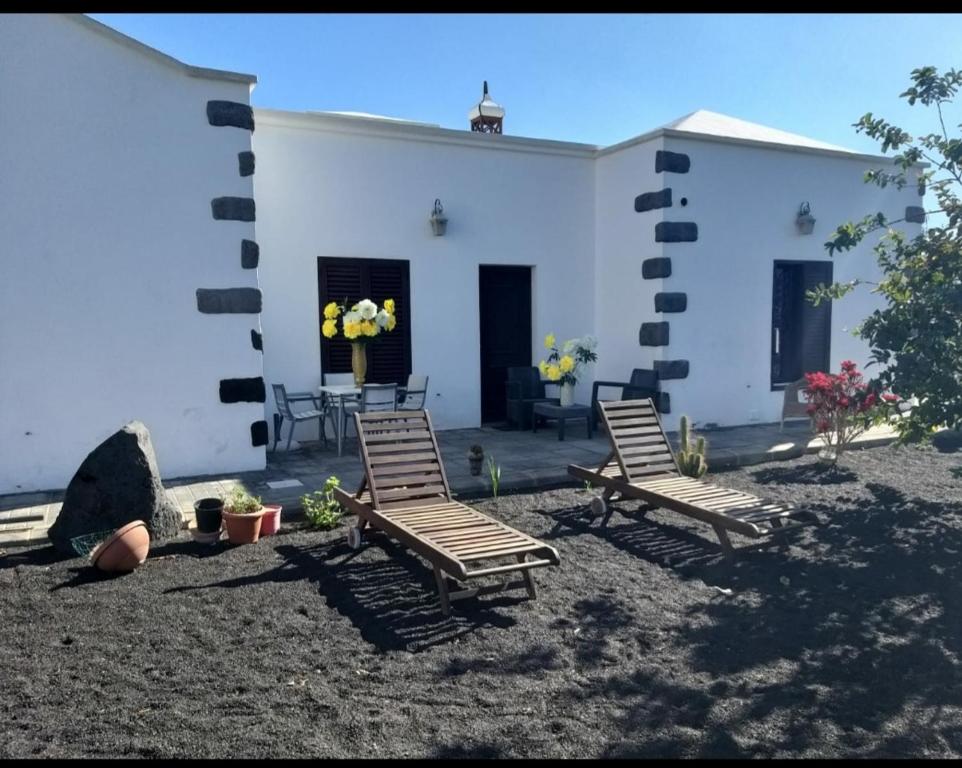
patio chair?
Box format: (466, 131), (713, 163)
(505, 366), (560, 429)
(780, 377), (811, 431)
(271, 383), (325, 452)
(340, 383), (398, 444)
(568, 398), (818, 558)
(334, 409), (560, 614)
(590, 368), (661, 433)
(397, 374), (429, 410)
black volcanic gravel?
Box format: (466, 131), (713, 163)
(2, 444), (961, 758)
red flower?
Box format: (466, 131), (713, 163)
(882, 393), (898, 403)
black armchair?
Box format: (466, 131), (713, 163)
(505, 366), (560, 429)
(590, 368), (662, 431)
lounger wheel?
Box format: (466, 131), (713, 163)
(589, 496), (607, 517)
(347, 526), (364, 550)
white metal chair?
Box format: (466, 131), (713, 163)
(342, 383), (398, 445)
(397, 374), (429, 410)
(780, 377), (811, 431)
(272, 383), (325, 452)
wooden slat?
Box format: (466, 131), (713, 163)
(601, 399), (655, 411)
(368, 451), (440, 466)
(357, 411), (429, 424)
(604, 407), (657, 420)
(610, 425), (664, 439)
(374, 473), (446, 490)
(371, 461), (440, 476)
(365, 440), (435, 455)
(461, 543), (544, 561)
(363, 429), (433, 444)
(375, 484), (448, 501)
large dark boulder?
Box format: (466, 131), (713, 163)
(48, 422), (181, 554)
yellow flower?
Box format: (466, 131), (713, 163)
(323, 302), (340, 320)
(544, 333), (556, 350)
(538, 360), (549, 376)
(343, 321), (362, 340)
(546, 364), (561, 381)
(559, 355), (575, 373)
(361, 320), (377, 337)
(322, 319), (338, 338)
(384, 298), (395, 315)
(386, 314), (396, 331)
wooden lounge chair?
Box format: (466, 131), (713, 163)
(333, 409), (560, 614)
(568, 398), (817, 558)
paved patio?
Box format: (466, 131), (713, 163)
(0, 419), (899, 547)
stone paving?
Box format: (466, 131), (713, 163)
(0, 419), (898, 547)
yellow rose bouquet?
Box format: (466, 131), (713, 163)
(538, 333), (598, 386)
(321, 297), (397, 344)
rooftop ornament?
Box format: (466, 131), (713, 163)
(469, 80), (504, 134)
(796, 201), (816, 234)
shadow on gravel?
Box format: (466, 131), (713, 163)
(163, 534), (517, 653)
(751, 463), (857, 485)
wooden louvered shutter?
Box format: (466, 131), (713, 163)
(799, 261), (832, 376)
(317, 257), (412, 385)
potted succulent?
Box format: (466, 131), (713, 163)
(468, 444), (484, 476)
(221, 488), (266, 545)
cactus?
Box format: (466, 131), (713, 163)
(677, 415), (708, 478)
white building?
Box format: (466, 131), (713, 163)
(0, 14), (924, 493)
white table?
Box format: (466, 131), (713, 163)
(319, 384), (360, 457)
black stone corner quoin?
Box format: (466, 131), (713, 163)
(238, 151), (255, 177)
(634, 188), (672, 213)
(212, 197), (255, 222)
(655, 292), (688, 313)
(251, 420), (269, 447)
(655, 150), (690, 174)
(196, 287), (262, 314)
(251, 329), (263, 351)
(905, 206), (926, 223)
(639, 322), (670, 347)
(655, 221), (698, 243)
(642, 257), (672, 280)
(241, 239), (259, 269)
(653, 359), (689, 380)
(206, 100), (255, 131)
(219, 377), (266, 404)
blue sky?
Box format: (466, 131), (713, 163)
(91, 13), (962, 155)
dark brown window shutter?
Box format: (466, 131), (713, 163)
(317, 257), (412, 385)
(799, 261), (832, 376)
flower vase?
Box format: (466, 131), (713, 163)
(560, 382), (575, 408)
(351, 342), (367, 387)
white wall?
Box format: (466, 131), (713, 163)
(253, 112), (596, 433)
(652, 135), (922, 429)
(0, 14), (264, 493)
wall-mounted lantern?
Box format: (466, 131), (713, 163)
(795, 201), (816, 235)
(430, 198), (448, 236)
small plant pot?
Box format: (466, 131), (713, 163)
(190, 526), (222, 546)
(91, 520), (150, 573)
(222, 508), (266, 545)
(468, 456), (483, 476)
(260, 504), (283, 536)
(194, 497), (224, 534)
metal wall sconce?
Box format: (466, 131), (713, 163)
(430, 198), (448, 236)
(795, 201), (815, 234)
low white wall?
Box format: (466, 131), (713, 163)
(253, 112), (597, 434)
(654, 135), (922, 429)
(0, 14), (264, 493)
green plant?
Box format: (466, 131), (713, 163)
(302, 476), (343, 530)
(677, 415), (707, 478)
(810, 66), (962, 442)
(486, 455), (501, 498)
(224, 487), (262, 514)
(583, 480), (593, 492)
(469, 444), (484, 456)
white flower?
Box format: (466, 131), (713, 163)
(579, 334), (598, 351)
(562, 338), (576, 355)
(375, 309), (390, 328)
(343, 309), (361, 325)
(357, 299), (378, 320)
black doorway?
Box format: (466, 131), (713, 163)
(479, 265), (532, 423)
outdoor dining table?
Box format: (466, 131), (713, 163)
(318, 384), (361, 457)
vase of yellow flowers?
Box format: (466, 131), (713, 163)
(321, 298), (397, 386)
(539, 333), (598, 407)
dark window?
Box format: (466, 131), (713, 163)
(317, 257), (412, 385)
(771, 260), (832, 388)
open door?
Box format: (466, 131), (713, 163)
(479, 266), (532, 423)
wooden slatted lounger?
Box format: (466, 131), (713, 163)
(568, 398), (817, 558)
(333, 409), (561, 615)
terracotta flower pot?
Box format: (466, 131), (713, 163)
(222, 508), (266, 544)
(260, 504), (283, 536)
(90, 520), (150, 573)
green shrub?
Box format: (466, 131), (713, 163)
(224, 487), (262, 514)
(302, 476), (343, 530)
(486, 455), (501, 498)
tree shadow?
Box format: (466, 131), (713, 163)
(164, 533), (516, 653)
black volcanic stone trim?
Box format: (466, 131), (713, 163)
(196, 288), (262, 314)
(634, 188), (672, 213)
(653, 359), (689, 380)
(655, 150), (690, 174)
(655, 222), (698, 242)
(241, 239), (259, 269)
(642, 257), (672, 279)
(212, 197), (255, 221)
(655, 392), (671, 414)
(251, 330), (262, 351)
(238, 151), (255, 177)
(207, 100), (254, 131)
(251, 420), (269, 447)
(639, 322), (670, 346)
(220, 377), (266, 404)
(905, 206), (925, 223)
(655, 292), (687, 313)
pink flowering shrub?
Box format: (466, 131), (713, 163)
(803, 360), (896, 464)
